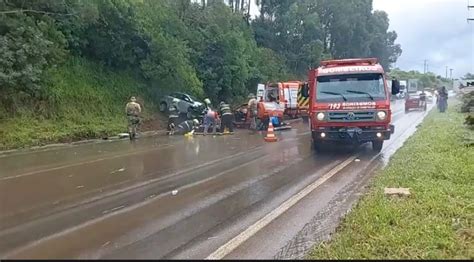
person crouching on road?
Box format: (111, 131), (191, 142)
(219, 101), (234, 134)
(168, 98), (180, 135)
(173, 119), (200, 135)
(203, 98), (217, 136)
(125, 96), (142, 140)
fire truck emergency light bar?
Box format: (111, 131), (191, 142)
(320, 58), (378, 68)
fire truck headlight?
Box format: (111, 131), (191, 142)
(316, 112), (325, 121)
(377, 111), (387, 120)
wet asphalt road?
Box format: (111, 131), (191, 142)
(0, 100), (433, 259)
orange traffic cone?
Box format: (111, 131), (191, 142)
(264, 119), (278, 142)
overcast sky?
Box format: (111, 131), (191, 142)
(373, 0), (474, 78)
(248, 0), (474, 78)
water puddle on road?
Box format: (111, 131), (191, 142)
(379, 106), (433, 166)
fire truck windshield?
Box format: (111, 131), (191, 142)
(316, 73), (386, 102)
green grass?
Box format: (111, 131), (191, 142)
(0, 57), (156, 150)
(308, 102), (474, 259)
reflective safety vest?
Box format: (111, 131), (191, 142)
(169, 105), (179, 118)
(177, 120), (194, 132)
(220, 103), (232, 116)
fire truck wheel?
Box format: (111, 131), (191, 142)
(372, 140), (383, 152)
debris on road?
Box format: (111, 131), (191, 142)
(146, 194), (157, 200)
(384, 187), (411, 197)
(118, 133), (130, 139)
(172, 190), (178, 196)
(76, 185), (85, 189)
(110, 168), (126, 174)
(354, 158), (361, 162)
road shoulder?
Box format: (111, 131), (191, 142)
(308, 101), (474, 259)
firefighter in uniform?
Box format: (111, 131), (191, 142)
(219, 101), (234, 134)
(247, 93), (258, 131)
(174, 119), (200, 135)
(167, 98), (180, 135)
(125, 96), (142, 140)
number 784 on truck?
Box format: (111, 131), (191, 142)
(300, 58), (400, 152)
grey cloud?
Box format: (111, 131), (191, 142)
(374, 0), (474, 78)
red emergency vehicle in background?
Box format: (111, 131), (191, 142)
(258, 81), (302, 118)
(300, 58), (400, 152)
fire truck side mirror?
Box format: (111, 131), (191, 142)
(302, 83), (309, 98)
(391, 80), (400, 95)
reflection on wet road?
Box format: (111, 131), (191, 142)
(0, 100), (433, 259)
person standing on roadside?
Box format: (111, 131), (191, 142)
(248, 93), (258, 132)
(438, 86), (448, 113)
(125, 96), (142, 140)
(219, 101), (234, 134)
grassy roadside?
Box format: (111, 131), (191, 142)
(308, 101), (474, 259)
(0, 58), (163, 150)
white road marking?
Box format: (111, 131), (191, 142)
(205, 155), (358, 260)
(102, 205), (125, 214)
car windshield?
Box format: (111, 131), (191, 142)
(188, 95), (199, 102)
(316, 73), (386, 102)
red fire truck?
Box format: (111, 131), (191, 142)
(300, 58), (400, 152)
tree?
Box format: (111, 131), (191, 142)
(252, 0), (325, 77)
(188, 2), (254, 102)
(1, 0), (403, 117)
(463, 73), (474, 79)
(367, 10), (402, 70)
(0, 5), (67, 114)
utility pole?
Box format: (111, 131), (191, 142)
(450, 68), (454, 89)
(469, 0), (474, 22)
(423, 60), (428, 74)
(446, 66), (448, 79)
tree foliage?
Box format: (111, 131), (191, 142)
(388, 68), (451, 89)
(463, 73), (474, 80)
(1, 0), (402, 116)
(253, 0), (402, 74)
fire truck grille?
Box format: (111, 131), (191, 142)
(327, 111), (376, 122)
